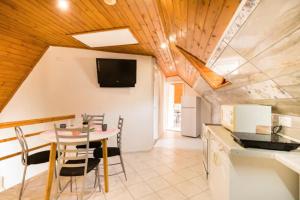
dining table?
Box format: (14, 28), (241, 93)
(38, 127), (119, 200)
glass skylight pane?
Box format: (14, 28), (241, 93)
(72, 28), (138, 47)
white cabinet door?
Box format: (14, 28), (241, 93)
(209, 138), (229, 200)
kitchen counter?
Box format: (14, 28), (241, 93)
(206, 125), (300, 200)
(276, 154), (300, 174)
(207, 125), (300, 174)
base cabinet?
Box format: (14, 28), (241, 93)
(208, 132), (299, 200)
(209, 138), (230, 200)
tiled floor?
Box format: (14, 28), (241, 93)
(0, 132), (212, 200)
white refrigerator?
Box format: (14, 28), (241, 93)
(181, 96), (211, 137)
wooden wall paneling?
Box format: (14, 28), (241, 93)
(202, 0), (240, 61)
(158, 0), (174, 38)
(0, 44), (48, 112)
(156, 0), (239, 86)
(78, 0), (114, 28)
(1, 2), (71, 42)
(131, 0), (175, 75)
(196, 0), (225, 60)
(153, 0), (178, 75)
(102, 1), (152, 54)
(174, 0), (188, 47)
(71, 1), (106, 30)
(190, 0), (210, 54)
(186, 0), (198, 51)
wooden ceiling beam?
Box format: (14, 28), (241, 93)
(175, 45), (230, 89)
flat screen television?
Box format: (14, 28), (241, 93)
(96, 58), (137, 87)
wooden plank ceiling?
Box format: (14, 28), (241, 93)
(0, 0), (239, 111)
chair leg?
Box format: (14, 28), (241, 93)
(54, 166), (62, 191)
(94, 168), (97, 188)
(96, 166), (101, 192)
(74, 177), (79, 200)
(55, 165), (61, 200)
(19, 165), (27, 200)
(70, 177), (73, 192)
(80, 176), (86, 200)
(119, 154), (127, 181)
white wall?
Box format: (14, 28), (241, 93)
(153, 63), (166, 140)
(0, 46), (155, 189)
(183, 83), (199, 97)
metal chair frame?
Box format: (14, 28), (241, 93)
(87, 114), (105, 127)
(15, 126), (58, 200)
(54, 124), (101, 200)
(98, 116), (127, 180)
(78, 114), (105, 156)
(15, 126), (29, 200)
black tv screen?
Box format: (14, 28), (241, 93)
(96, 58), (137, 87)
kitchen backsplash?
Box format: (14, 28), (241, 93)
(272, 114), (300, 141)
(211, 105), (300, 141)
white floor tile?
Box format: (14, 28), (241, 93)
(0, 131), (208, 200)
(139, 193), (161, 200)
(127, 183), (153, 199)
(146, 176), (170, 191)
(174, 180), (203, 197)
(156, 186), (186, 200)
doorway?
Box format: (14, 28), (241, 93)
(166, 82), (184, 131)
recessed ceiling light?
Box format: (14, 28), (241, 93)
(57, 0), (69, 11)
(169, 34), (176, 42)
(160, 43), (168, 49)
(72, 28), (138, 47)
(104, 0), (117, 5)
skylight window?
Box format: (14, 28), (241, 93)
(72, 28), (138, 48)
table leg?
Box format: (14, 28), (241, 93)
(102, 139), (109, 193)
(45, 143), (57, 200)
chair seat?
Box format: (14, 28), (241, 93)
(93, 147), (120, 158)
(59, 158), (100, 177)
(76, 141), (102, 149)
(27, 150), (55, 165)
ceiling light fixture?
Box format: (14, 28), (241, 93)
(57, 0), (69, 11)
(160, 42), (168, 49)
(169, 34), (176, 42)
(104, 0), (117, 5)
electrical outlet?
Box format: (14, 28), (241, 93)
(278, 116), (292, 127)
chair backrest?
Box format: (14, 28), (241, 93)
(117, 116), (124, 148)
(82, 114), (105, 127)
(15, 126), (29, 165)
(54, 124), (90, 175)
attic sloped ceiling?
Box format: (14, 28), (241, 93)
(157, 0), (240, 86)
(0, 24), (48, 111)
(194, 0), (300, 115)
(0, 0), (240, 112)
